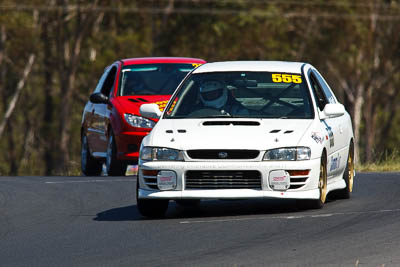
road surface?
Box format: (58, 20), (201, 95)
(1, 173), (400, 266)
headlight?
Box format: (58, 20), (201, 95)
(140, 147), (184, 161)
(263, 147), (311, 161)
(124, 113), (155, 128)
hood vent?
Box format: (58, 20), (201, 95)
(269, 129), (294, 134)
(136, 97), (149, 102)
(128, 98), (139, 103)
(270, 129), (281, 133)
(203, 121), (260, 126)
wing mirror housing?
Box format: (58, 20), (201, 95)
(140, 103), (162, 119)
(321, 103), (345, 119)
(90, 92), (110, 104)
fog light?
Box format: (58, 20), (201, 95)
(157, 171), (177, 190)
(269, 170), (290, 191)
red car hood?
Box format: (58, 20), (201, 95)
(113, 95), (171, 118)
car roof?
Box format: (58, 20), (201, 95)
(121, 57), (206, 65)
(193, 61), (307, 74)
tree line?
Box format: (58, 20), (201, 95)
(0, 0), (399, 175)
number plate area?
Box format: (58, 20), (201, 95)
(269, 170), (290, 191)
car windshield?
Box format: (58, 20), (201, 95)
(164, 71), (314, 119)
(119, 63), (199, 96)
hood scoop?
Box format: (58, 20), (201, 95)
(128, 98), (139, 103)
(127, 97), (149, 103)
(136, 97), (149, 102)
(203, 121), (260, 126)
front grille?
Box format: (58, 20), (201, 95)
(185, 170), (262, 189)
(187, 150), (260, 160)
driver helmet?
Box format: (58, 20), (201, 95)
(199, 80), (228, 109)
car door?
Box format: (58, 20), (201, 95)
(94, 65), (118, 155)
(308, 69), (344, 178)
(86, 68), (110, 156)
(87, 65), (118, 157)
(312, 69), (348, 177)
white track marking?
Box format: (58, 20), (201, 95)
(45, 179), (136, 184)
(179, 208), (400, 224)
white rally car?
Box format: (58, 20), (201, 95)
(137, 61), (355, 217)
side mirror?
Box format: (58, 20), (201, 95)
(90, 92), (110, 104)
(322, 103), (345, 118)
(140, 103), (162, 119)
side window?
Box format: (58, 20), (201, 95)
(100, 66), (117, 97)
(94, 68), (110, 93)
(309, 72), (328, 111)
(313, 70), (336, 104)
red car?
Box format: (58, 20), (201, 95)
(81, 57), (206, 176)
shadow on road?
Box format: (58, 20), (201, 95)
(94, 205), (142, 221)
(93, 198), (335, 221)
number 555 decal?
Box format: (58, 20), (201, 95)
(272, 73), (302, 84)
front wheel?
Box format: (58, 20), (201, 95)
(302, 153), (327, 209)
(335, 142), (355, 199)
(106, 133), (127, 176)
(136, 179), (169, 218)
(81, 134), (102, 176)
(137, 199), (169, 218)
(175, 199), (201, 208)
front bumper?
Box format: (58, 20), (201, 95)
(138, 158), (321, 200)
(138, 188), (320, 200)
(115, 131), (150, 161)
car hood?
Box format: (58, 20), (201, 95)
(147, 118), (314, 150)
(113, 95), (172, 116)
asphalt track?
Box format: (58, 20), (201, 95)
(1, 173), (400, 267)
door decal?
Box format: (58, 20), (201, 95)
(322, 120), (334, 148)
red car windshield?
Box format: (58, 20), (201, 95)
(119, 63), (198, 96)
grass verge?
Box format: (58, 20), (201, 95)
(357, 162), (400, 172)
(357, 150), (400, 172)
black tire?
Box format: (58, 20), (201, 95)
(175, 199), (201, 208)
(136, 179), (169, 218)
(105, 133), (127, 176)
(334, 142), (355, 199)
(81, 134), (102, 176)
(306, 153), (328, 209)
(137, 199), (169, 218)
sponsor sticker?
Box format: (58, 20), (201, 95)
(155, 100), (176, 112)
(192, 63), (202, 68)
(322, 121), (334, 148)
(330, 155), (341, 171)
(271, 73), (302, 84)
(311, 132), (324, 144)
